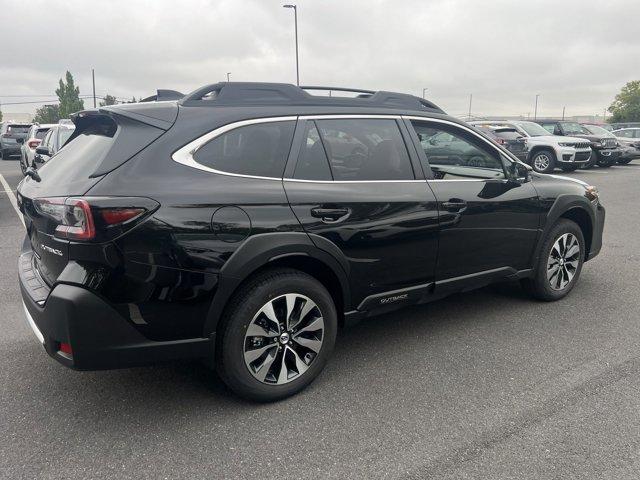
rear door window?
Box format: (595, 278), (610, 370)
(314, 118), (414, 181)
(294, 122), (333, 181)
(193, 120), (296, 178)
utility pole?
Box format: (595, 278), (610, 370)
(562, 106), (565, 120)
(603, 107), (607, 121)
(226, 72), (231, 82)
(534, 94), (539, 120)
(468, 93), (473, 119)
(422, 88), (428, 99)
(283, 5), (299, 86)
(92, 69), (96, 108)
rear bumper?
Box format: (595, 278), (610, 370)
(1, 145), (21, 156)
(19, 252), (212, 370)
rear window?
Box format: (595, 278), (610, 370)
(58, 127), (75, 147)
(193, 121), (296, 178)
(35, 128), (50, 140)
(7, 125), (30, 136)
(493, 130), (522, 140)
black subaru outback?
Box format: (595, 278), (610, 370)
(17, 83), (605, 401)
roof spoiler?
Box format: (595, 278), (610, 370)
(140, 89), (186, 103)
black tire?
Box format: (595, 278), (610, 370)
(20, 154), (27, 175)
(0, 149), (4, 160)
(596, 153), (613, 168)
(561, 165), (578, 172)
(530, 149), (556, 173)
(217, 268), (337, 402)
(522, 219), (585, 301)
(617, 158), (633, 165)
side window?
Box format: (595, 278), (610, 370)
(43, 130), (53, 148)
(315, 119), (414, 181)
(193, 121), (296, 177)
(616, 130), (633, 138)
(293, 122), (332, 180)
(411, 121), (505, 180)
(541, 123), (556, 134)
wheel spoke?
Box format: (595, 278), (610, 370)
(284, 294), (297, 330)
(288, 346), (310, 376)
(254, 348), (278, 382)
(277, 348), (290, 384)
(244, 343), (277, 364)
(246, 322), (278, 338)
(295, 316), (323, 336)
(293, 335), (323, 353)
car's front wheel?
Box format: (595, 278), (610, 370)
(522, 219), (585, 301)
(617, 158), (633, 165)
(217, 268), (337, 402)
(561, 165), (578, 172)
(530, 149), (556, 173)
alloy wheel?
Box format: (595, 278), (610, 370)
(547, 233), (580, 290)
(533, 154), (550, 171)
(243, 293), (325, 385)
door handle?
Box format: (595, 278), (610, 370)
(310, 207), (350, 222)
(441, 199), (467, 212)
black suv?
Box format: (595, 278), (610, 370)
(533, 119), (621, 168)
(17, 83), (605, 401)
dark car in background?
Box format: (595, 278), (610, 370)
(17, 82), (605, 401)
(474, 125), (528, 162)
(31, 122), (76, 170)
(533, 119), (621, 168)
(0, 122), (31, 159)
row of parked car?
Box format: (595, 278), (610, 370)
(470, 119), (640, 173)
(0, 120), (75, 174)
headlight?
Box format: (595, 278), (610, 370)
(558, 142), (574, 147)
(585, 185), (599, 202)
(600, 139), (606, 146)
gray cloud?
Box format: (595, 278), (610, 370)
(1, 0), (638, 118)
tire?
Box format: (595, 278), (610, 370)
(595, 152), (613, 168)
(217, 268), (337, 402)
(522, 219), (585, 301)
(561, 165), (578, 172)
(20, 154), (27, 175)
(530, 149), (556, 173)
(617, 158), (632, 165)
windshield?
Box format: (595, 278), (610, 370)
(561, 122), (589, 135)
(583, 125), (614, 137)
(514, 121), (551, 137)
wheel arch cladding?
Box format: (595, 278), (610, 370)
(202, 232), (351, 335)
(560, 207), (593, 258)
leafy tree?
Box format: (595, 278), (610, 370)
(608, 80), (640, 123)
(100, 94), (117, 106)
(34, 104), (60, 124)
(127, 96), (137, 103)
(55, 71), (85, 118)
(0, 108), (3, 122)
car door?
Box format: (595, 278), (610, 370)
(284, 116), (440, 309)
(406, 118), (540, 290)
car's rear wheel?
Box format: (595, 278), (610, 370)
(596, 153), (613, 167)
(617, 158), (633, 165)
(217, 268), (337, 402)
(530, 149), (556, 173)
(522, 219), (585, 301)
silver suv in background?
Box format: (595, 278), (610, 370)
(30, 122), (75, 171)
(611, 128), (640, 164)
(469, 120), (592, 173)
(0, 122), (31, 159)
(19, 124), (55, 174)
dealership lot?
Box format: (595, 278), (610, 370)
(1, 159), (640, 478)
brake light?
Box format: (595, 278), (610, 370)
(100, 208), (145, 225)
(28, 139), (41, 149)
(59, 342), (73, 356)
(33, 196), (156, 242)
(495, 138), (506, 145)
(55, 198), (95, 240)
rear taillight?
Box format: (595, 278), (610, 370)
(33, 196), (157, 242)
(28, 139), (41, 149)
(495, 138), (506, 145)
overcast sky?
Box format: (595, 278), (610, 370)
(1, 0), (638, 119)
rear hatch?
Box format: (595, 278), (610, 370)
(2, 124), (30, 144)
(17, 103), (177, 286)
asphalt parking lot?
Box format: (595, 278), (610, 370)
(1, 159), (640, 479)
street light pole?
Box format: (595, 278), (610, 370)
(283, 4), (299, 86)
(226, 72), (231, 82)
(468, 93), (473, 119)
(422, 88), (427, 99)
(92, 68), (96, 108)
(534, 94), (539, 120)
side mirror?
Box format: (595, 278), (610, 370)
(35, 146), (50, 156)
(510, 162), (530, 182)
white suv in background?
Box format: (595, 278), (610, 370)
(470, 120), (592, 173)
(20, 123), (55, 174)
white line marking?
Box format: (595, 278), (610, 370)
(0, 172), (25, 227)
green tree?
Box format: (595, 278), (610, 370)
(33, 104), (60, 124)
(608, 80), (640, 123)
(56, 71), (85, 118)
(0, 108), (3, 122)
(100, 94), (117, 106)
(126, 96), (137, 103)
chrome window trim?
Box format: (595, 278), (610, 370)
(283, 178), (425, 184)
(300, 114), (402, 120)
(171, 116), (297, 181)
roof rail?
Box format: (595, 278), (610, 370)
(179, 82), (444, 113)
